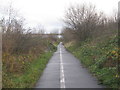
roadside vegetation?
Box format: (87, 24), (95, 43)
(3, 52), (54, 88)
(65, 35), (119, 88)
(63, 3), (119, 88)
(1, 5), (57, 88)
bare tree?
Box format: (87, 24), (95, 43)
(64, 4), (100, 41)
(36, 24), (45, 34)
(63, 4), (117, 42)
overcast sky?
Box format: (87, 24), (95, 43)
(0, 0), (119, 33)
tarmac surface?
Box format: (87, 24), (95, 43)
(35, 42), (104, 88)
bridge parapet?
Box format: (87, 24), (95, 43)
(31, 34), (62, 38)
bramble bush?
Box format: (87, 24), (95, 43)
(66, 35), (119, 88)
(1, 14), (57, 87)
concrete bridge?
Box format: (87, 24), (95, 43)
(31, 33), (62, 38)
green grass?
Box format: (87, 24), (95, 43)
(66, 34), (119, 88)
(3, 52), (53, 88)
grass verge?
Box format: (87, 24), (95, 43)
(3, 52), (53, 88)
(65, 34), (119, 88)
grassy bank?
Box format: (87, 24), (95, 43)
(65, 34), (119, 88)
(3, 52), (54, 88)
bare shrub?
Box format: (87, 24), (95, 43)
(63, 4), (117, 42)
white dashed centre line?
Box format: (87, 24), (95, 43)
(60, 44), (65, 88)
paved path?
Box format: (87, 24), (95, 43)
(35, 42), (104, 88)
